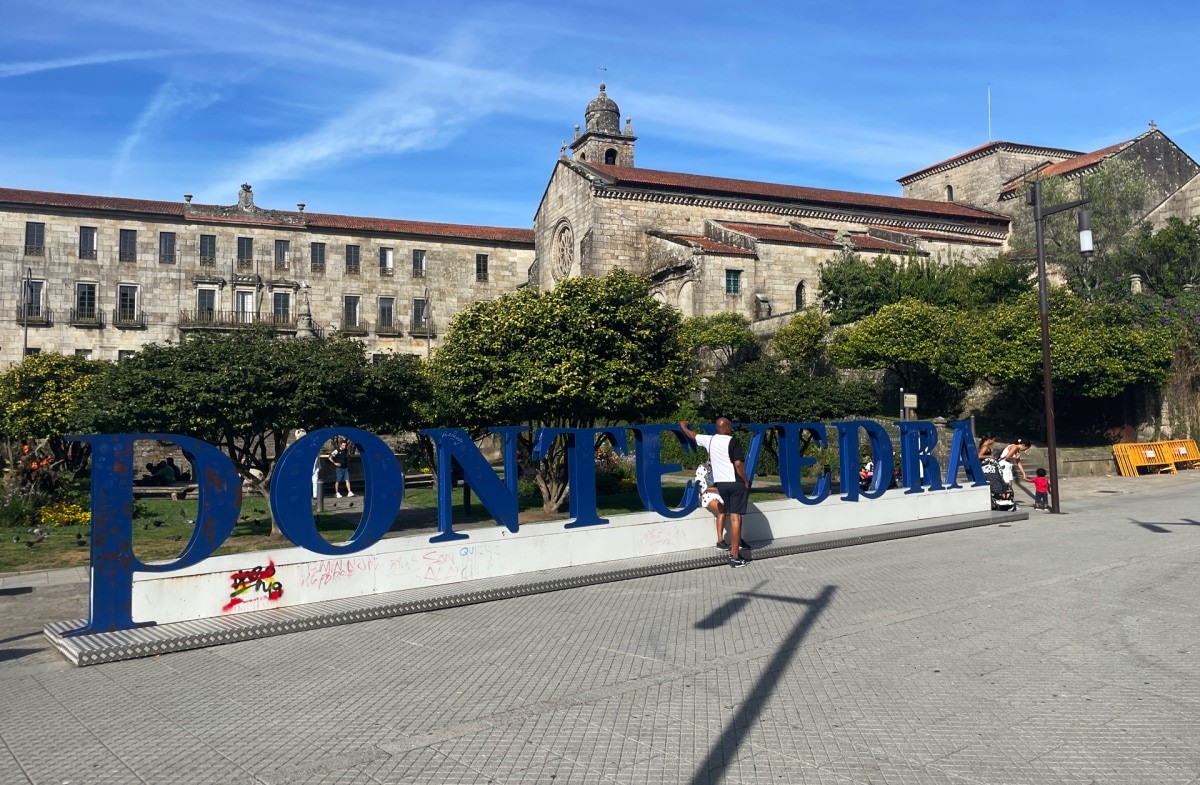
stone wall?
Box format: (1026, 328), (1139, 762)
(902, 148), (1075, 215)
(1146, 171), (1200, 226)
(0, 205), (534, 366)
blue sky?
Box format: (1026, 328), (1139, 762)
(3, 0), (1198, 229)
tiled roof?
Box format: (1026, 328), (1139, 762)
(576, 162), (1008, 224)
(657, 233), (755, 256)
(0, 188), (187, 216)
(897, 141), (1082, 184)
(997, 140), (1133, 199)
(716, 221), (840, 247)
(0, 187), (535, 245)
(842, 233), (919, 254)
(716, 221), (924, 254)
(875, 226), (1005, 246)
(302, 213), (533, 244)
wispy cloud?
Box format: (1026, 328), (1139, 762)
(111, 79), (221, 187)
(0, 50), (180, 78)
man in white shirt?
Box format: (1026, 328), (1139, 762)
(681, 418), (751, 567)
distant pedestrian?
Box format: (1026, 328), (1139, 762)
(328, 437), (354, 498)
(681, 418), (751, 567)
(978, 435), (997, 461)
(1032, 467), (1051, 511)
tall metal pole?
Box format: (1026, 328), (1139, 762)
(22, 267), (32, 359)
(1030, 181), (1061, 514)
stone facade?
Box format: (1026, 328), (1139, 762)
(900, 129), (1200, 227)
(1147, 171), (1200, 226)
(12, 87), (1200, 370)
(0, 187), (534, 366)
(899, 142), (1080, 215)
(535, 90), (1010, 323)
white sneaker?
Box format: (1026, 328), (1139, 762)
(335, 493), (343, 498)
(347, 491), (355, 497)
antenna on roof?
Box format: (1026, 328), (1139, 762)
(987, 83), (992, 142)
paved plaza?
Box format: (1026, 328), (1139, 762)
(2, 473), (1200, 784)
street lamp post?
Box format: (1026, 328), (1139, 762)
(1028, 180), (1093, 514)
(22, 267), (32, 359)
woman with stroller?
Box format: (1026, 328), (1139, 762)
(996, 439), (1030, 489)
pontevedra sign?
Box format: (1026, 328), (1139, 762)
(71, 419), (985, 635)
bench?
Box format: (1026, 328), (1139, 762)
(133, 483), (199, 500)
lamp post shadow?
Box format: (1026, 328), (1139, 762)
(690, 582), (836, 785)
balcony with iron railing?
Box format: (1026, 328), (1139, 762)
(159, 252), (176, 264)
(119, 250), (137, 263)
(338, 319), (369, 335)
(15, 305), (51, 326)
(70, 307), (104, 328)
(199, 255), (217, 267)
(178, 309), (299, 331)
(375, 318), (403, 336)
(112, 308), (146, 329)
(24, 245), (44, 257)
(79, 249), (98, 261)
(409, 317), (435, 337)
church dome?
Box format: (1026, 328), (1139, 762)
(584, 83), (621, 135)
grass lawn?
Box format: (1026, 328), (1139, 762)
(0, 477), (788, 575)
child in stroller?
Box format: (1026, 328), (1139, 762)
(980, 457), (1015, 510)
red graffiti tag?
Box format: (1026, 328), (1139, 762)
(222, 559), (284, 612)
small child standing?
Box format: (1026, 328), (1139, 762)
(1032, 468), (1051, 511)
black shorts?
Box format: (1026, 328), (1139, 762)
(716, 481), (748, 515)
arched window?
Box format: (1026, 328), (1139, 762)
(604, 148), (617, 165)
(795, 281), (807, 311)
(945, 184), (954, 202)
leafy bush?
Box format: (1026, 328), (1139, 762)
(0, 489), (43, 529)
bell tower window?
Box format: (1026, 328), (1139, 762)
(605, 148), (617, 165)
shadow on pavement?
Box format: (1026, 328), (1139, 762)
(0, 587), (33, 597)
(1131, 517), (1200, 533)
(691, 583), (836, 785)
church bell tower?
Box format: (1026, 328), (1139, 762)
(569, 84), (636, 167)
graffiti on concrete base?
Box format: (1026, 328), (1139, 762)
(222, 559), (284, 612)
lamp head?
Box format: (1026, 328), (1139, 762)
(1078, 209), (1094, 257)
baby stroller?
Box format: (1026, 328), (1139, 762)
(980, 457), (1015, 511)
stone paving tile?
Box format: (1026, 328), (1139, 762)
(0, 737), (33, 785)
(358, 746), (492, 784)
(6, 477), (1200, 783)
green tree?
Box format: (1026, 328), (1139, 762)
(0, 353), (104, 472)
(1009, 157), (1151, 298)
(427, 271), (693, 512)
(1125, 216), (1200, 297)
(829, 298), (979, 415)
(678, 312), (758, 369)
(701, 358), (878, 424)
(818, 252), (900, 324)
(980, 289), (1174, 404)
(82, 330), (429, 536)
(769, 309), (830, 373)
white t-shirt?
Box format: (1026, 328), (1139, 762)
(696, 433), (742, 483)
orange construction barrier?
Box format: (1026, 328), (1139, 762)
(1112, 439), (1200, 477)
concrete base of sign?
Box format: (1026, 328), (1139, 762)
(46, 487), (1013, 666)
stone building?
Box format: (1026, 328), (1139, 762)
(0, 184), (534, 365)
(534, 86), (1010, 321)
(898, 126), (1200, 226)
(8, 85), (1200, 368)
